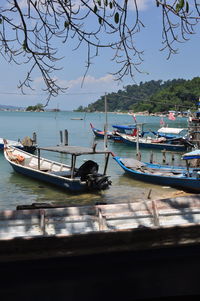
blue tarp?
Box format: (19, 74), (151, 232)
(182, 150), (200, 160)
(112, 124), (136, 130)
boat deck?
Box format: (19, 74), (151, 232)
(1, 195), (200, 240)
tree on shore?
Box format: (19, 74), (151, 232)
(26, 103), (44, 111)
(0, 1), (199, 103)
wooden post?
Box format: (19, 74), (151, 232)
(136, 125), (139, 157)
(63, 129), (68, 146)
(150, 151), (153, 163)
(38, 148), (40, 170)
(104, 93), (108, 151)
(59, 130), (63, 145)
(162, 150), (166, 163)
(32, 132), (37, 144)
(147, 189), (152, 199)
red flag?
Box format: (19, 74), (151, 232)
(160, 117), (165, 125)
(168, 112), (176, 120)
(132, 114), (137, 123)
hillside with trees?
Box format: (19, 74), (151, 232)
(75, 77), (200, 113)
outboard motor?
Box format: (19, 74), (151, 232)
(76, 160), (99, 180)
(76, 160), (111, 190)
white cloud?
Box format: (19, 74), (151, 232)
(66, 74), (115, 89)
(129, 0), (151, 11)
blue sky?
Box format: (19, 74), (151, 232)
(0, 0), (200, 110)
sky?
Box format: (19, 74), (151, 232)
(0, 0), (200, 110)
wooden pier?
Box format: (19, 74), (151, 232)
(1, 195), (200, 300)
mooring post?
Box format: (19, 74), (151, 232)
(162, 150), (166, 163)
(150, 151), (153, 163)
(136, 151), (141, 161)
(63, 129), (68, 146)
(32, 132), (37, 145)
(59, 130), (63, 145)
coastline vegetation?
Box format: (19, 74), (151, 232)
(75, 77), (200, 113)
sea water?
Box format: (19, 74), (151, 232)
(0, 111), (188, 210)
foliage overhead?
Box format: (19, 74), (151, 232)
(76, 77), (200, 113)
(0, 1), (200, 104)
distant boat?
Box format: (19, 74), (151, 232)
(117, 133), (189, 151)
(90, 123), (114, 139)
(151, 127), (188, 140)
(90, 123), (137, 142)
(0, 138), (23, 150)
(113, 153), (200, 192)
(4, 142), (112, 193)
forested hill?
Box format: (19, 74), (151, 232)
(75, 77), (200, 113)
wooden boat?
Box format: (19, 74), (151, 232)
(112, 154), (200, 192)
(152, 127), (188, 140)
(90, 123), (114, 139)
(0, 138), (23, 150)
(90, 123), (137, 142)
(117, 132), (190, 151)
(4, 142), (112, 192)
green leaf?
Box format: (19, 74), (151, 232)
(104, 0), (108, 6)
(98, 16), (102, 25)
(179, 0), (184, 9)
(22, 41), (27, 50)
(109, 1), (113, 9)
(156, 1), (159, 7)
(97, 0), (101, 6)
(64, 21), (69, 28)
(186, 1), (189, 13)
(0, 18), (2, 24)
(114, 12), (119, 24)
(175, 4), (180, 12)
(94, 4), (98, 13)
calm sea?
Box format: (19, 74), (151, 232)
(0, 111), (188, 210)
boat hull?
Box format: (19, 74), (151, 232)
(120, 137), (187, 151)
(113, 157), (200, 192)
(10, 163), (87, 192)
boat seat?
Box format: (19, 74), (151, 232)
(49, 170), (72, 177)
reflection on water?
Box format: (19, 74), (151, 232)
(0, 111), (191, 210)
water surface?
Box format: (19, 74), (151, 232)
(0, 111), (189, 210)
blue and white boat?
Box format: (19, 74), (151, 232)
(113, 153), (200, 192)
(4, 143), (111, 193)
(90, 123), (137, 142)
(116, 132), (191, 151)
(0, 138), (23, 150)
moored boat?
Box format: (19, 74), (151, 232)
(4, 142), (112, 193)
(117, 132), (190, 151)
(90, 123), (137, 142)
(112, 154), (200, 192)
(0, 138), (24, 150)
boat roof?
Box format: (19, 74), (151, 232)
(112, 124), (136, 130)
(157, 127), (186, 134)
(182, 149), (200, 160)
(38, 145), (110, 156)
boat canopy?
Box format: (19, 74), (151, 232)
(182, 150), (200, 160)
(112, 125), (136, 130)
(38, 145), (110, 156)
(157, 127), (186, 135)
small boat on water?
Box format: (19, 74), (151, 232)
(0, 136), (37, 152)
(113, 152), (200, 192)
(117, 133), (190, 151)
(90, 123), (114, 139)
(4, 142), (112, 193)
(0, 138), (23, 150)
(90, 123), (137, 142)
